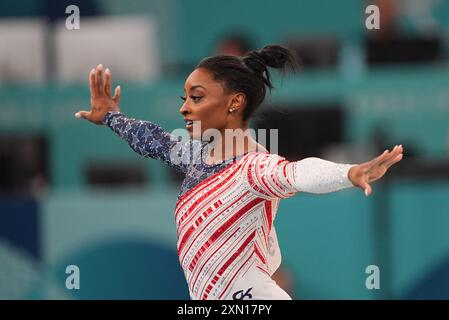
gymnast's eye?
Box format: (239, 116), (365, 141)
(190, 96), (203, 102)
(180, 95), (203, 103)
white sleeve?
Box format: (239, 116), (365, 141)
(243, 153), (356, 200)
(293, 157), (356, 194)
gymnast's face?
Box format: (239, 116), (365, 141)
(179, 68), (245, 140)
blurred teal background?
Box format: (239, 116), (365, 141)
(1, 0), (449, 299)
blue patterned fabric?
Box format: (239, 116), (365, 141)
(103, 111), (244, 198)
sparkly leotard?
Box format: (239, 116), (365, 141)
(103, 111), (355, 300)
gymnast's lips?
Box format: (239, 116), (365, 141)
(184, 119), (194, 129)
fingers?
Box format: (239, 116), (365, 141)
(374, 148), (394, 166)
(357, 145), (404, 197)
(371, 149), (390, 166)
(89, 68), (97, 97)
(89, 63), (115, 98)
(361, 181), (372, 196)
(379, 145), (404, 168)
(112, 85), (121, 105)
(382, 153), (403, 169)
(104, 68), (112, 98)
(74, 110), (90, 120)
(372, 145), (403, 167)
(96, 64), (104, 95)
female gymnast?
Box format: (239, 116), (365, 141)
(75, 45), (403, 300)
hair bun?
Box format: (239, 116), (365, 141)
(243, 44), (297, 89)
(243, 51), (267, 75)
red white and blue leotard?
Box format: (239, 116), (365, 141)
(104, 111), (355, 300)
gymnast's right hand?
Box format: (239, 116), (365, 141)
(74, 64), (121, 125)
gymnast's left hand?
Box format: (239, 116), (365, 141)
(348, 145), (404, 196)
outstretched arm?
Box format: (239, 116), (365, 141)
(244, 145), (404, 199)
(74, 64), (194, 173)
(293, 145), (403, 195)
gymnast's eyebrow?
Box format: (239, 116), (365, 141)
(184, 85), (207, 92)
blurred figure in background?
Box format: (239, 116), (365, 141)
(214, 32), (254, 56)
(365, 0), (445, 65)
(369, 0), (401, 40)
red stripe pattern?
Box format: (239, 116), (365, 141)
(175, 152), (298, 300)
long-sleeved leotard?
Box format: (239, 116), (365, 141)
(103, 111), (355, 299)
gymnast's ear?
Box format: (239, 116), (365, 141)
(228, 92), (246, 114)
